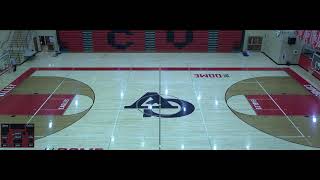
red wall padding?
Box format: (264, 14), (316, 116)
(58, 31), (83, 52)
(155, 31), (208, 52)
(298, 54), (311, 71)
(57, 30), (243, 52)
(92, 30), (145, 52)
(298, 54), (320, 80)
(217, 31), (242, 52)
(314, 70), (320, 80)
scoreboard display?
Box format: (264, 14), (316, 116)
(1, 124), (34, 148)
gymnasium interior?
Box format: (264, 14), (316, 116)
(0, 30), (319, 150)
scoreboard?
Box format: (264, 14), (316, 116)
(1, 124), (34, 148)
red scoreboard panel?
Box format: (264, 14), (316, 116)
(155, 30), (208, 52)
(92, 30), (145, 52)
(1, 124), (34, 148)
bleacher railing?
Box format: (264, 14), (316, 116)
(0, 50), (10, 74)
(8, 30), (34, 65)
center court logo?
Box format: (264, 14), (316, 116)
(124, 92), (195, 118)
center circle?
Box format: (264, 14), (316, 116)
(135, 93), (195, 118)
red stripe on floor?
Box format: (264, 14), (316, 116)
(246, 95), (320, 116)
(246, 95), (282, 115)
(0, 94), (74, 116)
(284, 68), (310, 86)
(38, 95), (75, 115)
(0, 68), (36, 100)
(35, 67), (287, 71)
(10, 68), (37, 87)
(284, 68), (320, 99)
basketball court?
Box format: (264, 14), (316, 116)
(0, 52), (320, 150)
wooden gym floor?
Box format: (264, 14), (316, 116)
(0, 52), (319, 150)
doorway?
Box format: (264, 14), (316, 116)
(39, 36), (55, 52)
(247, 36), (263, 51)
(33, 37), (39, 52)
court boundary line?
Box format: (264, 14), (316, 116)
(189, 67), (213, 150)
(33, 67), (290, 71)
(1, 67), (318, 116)
(159, 67), (162, 150)
(107, 71), (132, 150)
(1, 67), (318, 110)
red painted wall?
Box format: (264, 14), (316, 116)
(155, 30), (208, 52)
(217, 31), (242, 52)
(92, 30), (145, 52)
(58, 31), (83, 52)
(57, 30), (243, 52)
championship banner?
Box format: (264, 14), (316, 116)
(295, 30), (320, 49)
